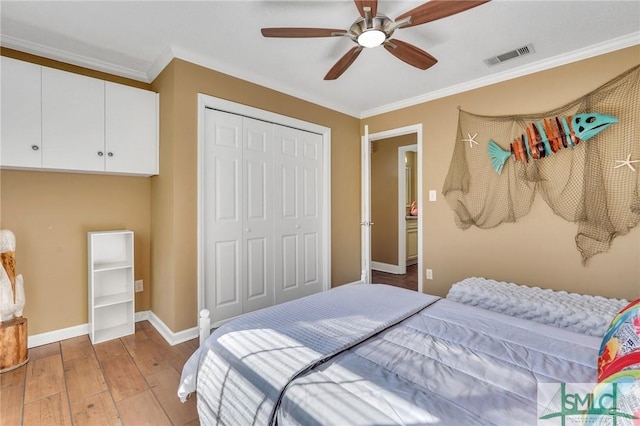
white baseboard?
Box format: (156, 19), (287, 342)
(27, 310), (198, 348)
(371, 261), (402, 274)
(147, 311), (199, 346)
(28, 323), (89, 349)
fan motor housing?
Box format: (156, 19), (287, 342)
(349, 14), (395, 42)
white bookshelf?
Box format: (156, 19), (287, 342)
(88, 230), (134, 344)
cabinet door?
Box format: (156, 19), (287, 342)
(203, 109), (244, 324)
(273, 125), (323, 304)
(1, 57), (42, 168)
(42, 67), (105, 171)
(406, 222), (418, 263)
(105, 82), (158, 175)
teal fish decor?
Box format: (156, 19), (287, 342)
(488, 113), (618, 174)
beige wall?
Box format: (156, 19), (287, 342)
(2, 45), (638, 338)
(150, 59), (361, 332)
(0, 49), (154, 335)
(0, 171), (151, 335)
(371, 134), (416, 265)
(364, 45), (640, 300)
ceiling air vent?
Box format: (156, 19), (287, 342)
(484, 44), (535, 67)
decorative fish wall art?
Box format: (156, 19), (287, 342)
(488, 113), (618, 174)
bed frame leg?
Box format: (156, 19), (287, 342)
(199, 309), (211, 345)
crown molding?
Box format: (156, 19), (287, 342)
(146, 44), (175, 83)
(360, 32), (640, 118)
(167, 44), (360, 118)
(3, 31), (637, 118)
(1, 34), (151, 83)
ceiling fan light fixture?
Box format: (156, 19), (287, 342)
(357, 29), (385, 48)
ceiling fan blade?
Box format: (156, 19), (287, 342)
(324, 46), (363, 80)
(261, 28), (348, 38)
(384, 39), (437, 70)
(354, 0), (378, 17)
(396, 0), (490, 28)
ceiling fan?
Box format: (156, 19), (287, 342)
(261, 0), (490, 80)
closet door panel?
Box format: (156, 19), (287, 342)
(204, 109), (243, 323)
(214, 241), (240, 306)
(298, 131), (323, 295)
(274, 126), (323, 303)
(242, 118), (274, 314)
(280, 234), (298, 290)
(303, 233), (319, 285)
(202, 107), (324, 322)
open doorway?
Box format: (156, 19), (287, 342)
(362, 125), (422, 293)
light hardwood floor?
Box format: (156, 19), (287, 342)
(0, 321), (200, 426)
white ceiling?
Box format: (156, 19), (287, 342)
(1, 1), (639, 118)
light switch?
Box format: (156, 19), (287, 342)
(429, 190), (437, 201)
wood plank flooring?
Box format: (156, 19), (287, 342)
(1, 275), (418, 426)
(371, 263), (418, 291)
(0, 321), (199, 426)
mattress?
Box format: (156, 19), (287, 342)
(447, 277), (628, 337)
(179, 284), (601, 425)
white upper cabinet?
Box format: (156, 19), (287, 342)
(42, 66), (106, 172)
(105, 82), (158, 175)
(1, 57), (42, 168)
(1, 57), (158, 176)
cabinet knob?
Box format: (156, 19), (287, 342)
(246, 228), (251, 233)
(98, 151), (104, 157)
(31, 145), (39, 151)
(107, 152), (114, 157)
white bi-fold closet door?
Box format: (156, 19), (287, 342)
(203, 108), (324, 324)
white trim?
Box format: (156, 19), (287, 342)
(26, 310), (193, 348)
(371, 261), (402, 275)
(147, 311), (199, 346)
(28, 323), (89, 349)
(0, 35), (151, 83)
(196, 93), (332, 320)
(146, 44), (175, 84)
(361, 126), (371, 284)
(361, 32), (640, 118)
(2, 32), (636, 119)
(397, 144), (418, 276)
(366, 124), (423, 294)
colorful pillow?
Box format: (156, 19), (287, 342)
(591, 369), (640, 425)
(598, 298), (640, 382)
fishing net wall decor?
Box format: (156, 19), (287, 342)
(443, 64), (640, 263)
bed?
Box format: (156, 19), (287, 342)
(178, 282), (624, 425)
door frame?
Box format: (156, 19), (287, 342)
(397, 144), (418, 274)
(362, 124), (423, 293)
(196, 93), (332, 319)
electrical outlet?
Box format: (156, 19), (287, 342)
(135, 280), (143, 292)
(426, 269), (433, 280)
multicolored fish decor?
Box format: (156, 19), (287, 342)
(488, 113), (618, 174)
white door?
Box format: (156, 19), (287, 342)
(242, 117), (275, 313)
(42, 67), (105, 171)
(105, 82), (158, 175)
(203, 109), (244, 323)
(273, 125), (323, 303)
(1, 57), (42, 168)
(363, 125), (424, 293)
